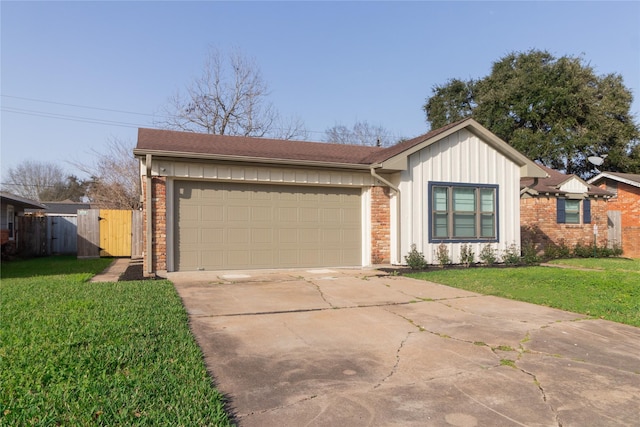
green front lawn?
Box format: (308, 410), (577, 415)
(1, 256), (233, 426)
(407, 260), (640, 327)
(547, 257), (640, 272)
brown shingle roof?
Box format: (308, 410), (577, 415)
(604, 172), (640, 185)
(136, 128), (385, 165)
(521, 164), (611, 197)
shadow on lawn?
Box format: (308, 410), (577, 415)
(0, 255), (113, 279)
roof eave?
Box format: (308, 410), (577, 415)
(133, 149), (372, 171)
(588, 172), (640, 188)
(375, 119), (547, 178)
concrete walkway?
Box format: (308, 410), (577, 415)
(169, 268), (640, 427)
(90, 258), (130, 282)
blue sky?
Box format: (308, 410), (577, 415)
(2, 1), (639, 180)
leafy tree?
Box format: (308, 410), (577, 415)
(2, 160), (71, 201)
(324, 121), (396, 147)
(158, 47), (307, 140)
(424, 50), (640, 177)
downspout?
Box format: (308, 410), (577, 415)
(370, 168), (401, 265)
(145, 154), (153, 276)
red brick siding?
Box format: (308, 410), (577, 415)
(598, 181), (640, 258)
(142, 177), (167, 275)
(520, 196), (608, 251)
(371, 186), (391, 264)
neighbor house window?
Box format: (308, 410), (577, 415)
(557, 198), (591, 224)
(7, 205), (14, 240)
(429, 182), (498, 242)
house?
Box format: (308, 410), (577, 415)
(134, 118), (546, 276)
(588, 172), (640, 258)
(1, 192), (46, 255)
(520, 165), (612, 253)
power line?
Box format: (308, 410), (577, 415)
(1, 95), (402, 140)
(1, 94), (157, 117)
(1, 107), (149, 129)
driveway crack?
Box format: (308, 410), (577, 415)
(304, 278), (336, 309)
(374, 330), (414, 389)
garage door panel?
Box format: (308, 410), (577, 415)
(175, 181), (361, 270)
(276, 207), (297, 222)
(228, 206), (250, 221)
(227, 250), (251, 267)
(202, 206), (224, 221)
(251, 228), (273, 243)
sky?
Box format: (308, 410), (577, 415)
(2, 1), (639, 181)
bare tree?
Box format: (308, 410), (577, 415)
(2, 160), (67, 201)
(72, 138), (141, 209)
(158, 47), (307, 140)
(324, 121), (396, 147)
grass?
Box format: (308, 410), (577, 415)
(407, 259), (640, 327)
(547, 257), (640, 272)
(1, 256), (233, 426)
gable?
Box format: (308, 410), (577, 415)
(588, 172), (640, 189)
(558, 176), (589, 194)
(371, 119), (546, 178)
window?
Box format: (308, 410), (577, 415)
(429, 182), (498, 242)
(565, 200), (580, 224)
(7, 205), (14, 240)
(557, 198), (591, 224)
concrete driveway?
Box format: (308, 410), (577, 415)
(169, 268), (640, 427)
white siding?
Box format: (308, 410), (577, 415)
(559, 177), (588, 194)
(399, 129), (522, 265)
(150, 160), (375, 187)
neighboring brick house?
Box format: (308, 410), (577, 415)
(134, 118), (546, 276)
(588, 172), (640, 258)
(520, 165), (612, 252)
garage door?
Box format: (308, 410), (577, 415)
(174, 181), (362, 270)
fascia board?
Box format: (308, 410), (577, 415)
(588, 172), (640, 189)
(376, 119), (548, 178)
(132, 149), (372, 171)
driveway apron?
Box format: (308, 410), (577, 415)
(169, 268), (640, 427)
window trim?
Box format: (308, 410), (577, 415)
(557, 198), (591, 225)
(428, 181), (499, 243)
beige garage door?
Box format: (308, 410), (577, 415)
(174, 181), (362, 271)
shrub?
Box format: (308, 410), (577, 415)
(521, 241), (540, 265)
(502, 244), (521, 266)
(405, 244), (427, 270)
(572, 240), (594, 258)
(459, 244), (475, 268)
(435, 243), (451, 268)
(479, 243), (497, 266)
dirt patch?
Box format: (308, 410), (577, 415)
(118, 259), (156, 281)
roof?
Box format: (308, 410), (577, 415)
(0, 192), (46, 209)
(521, 164), (612, 197)
(134, 118), (547, 177)
(26, 201), (92, 215)
(135, 128), (384, 166)
(588, 171), (640, 188)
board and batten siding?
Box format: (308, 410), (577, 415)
(398, 129), (522, 265)
(558, 178), (588, 194)
(151, 160), (375, 188)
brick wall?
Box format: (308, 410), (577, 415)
(599, 181), (640, 258)
(520, 196), (608, 252)
(142, 177), (167, 275)
(371, 186), (391, 264)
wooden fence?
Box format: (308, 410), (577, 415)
(77, 209), (142, 259)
